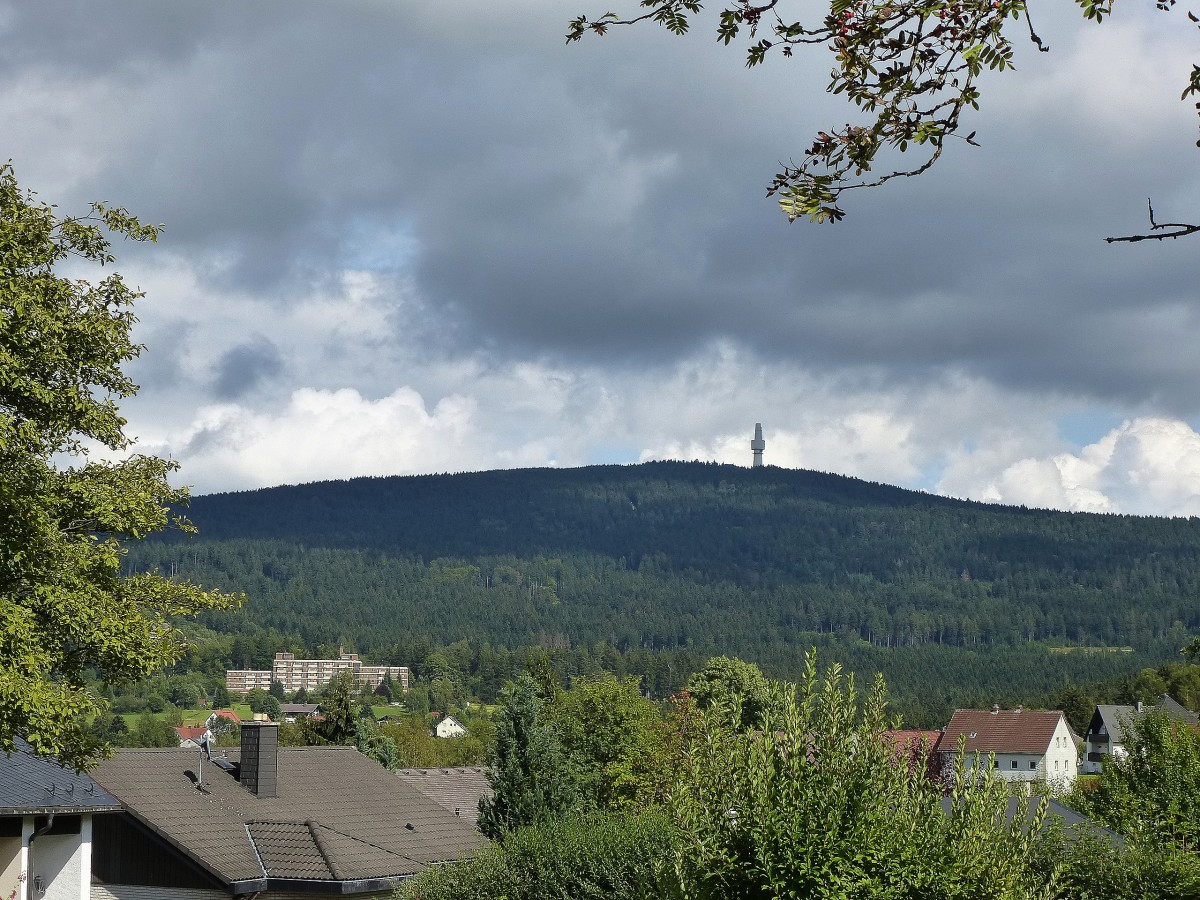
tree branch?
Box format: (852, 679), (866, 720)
(1105, 198), (1200, 243)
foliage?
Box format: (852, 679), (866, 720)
(548, 672), (661, 809)
(478, 675), (580, 839)
(567, 0), (1200, 231)
(686, 655), (771, 730)
(0, 164), (235, 768)
(668, 652), (1051, 899)
(308, 670), (359, 744)
(1065, 707), (1200, 851)
(135, 462), (1200, 670)
(397, 810), (676, 900)
(127, 712), (179, 748)
(1033, 826), (1200, 900)
(355, 718), (399, 769)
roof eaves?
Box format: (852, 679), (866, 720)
(0, 804), (123, 816)
(263, 875), (405, 894)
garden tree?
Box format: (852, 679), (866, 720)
(376, 671), (396, 703)
(548, 672), (661, 810)
(1183, 636), (1200, 664)
(686, 655), (771, 730)
(309, 670), (359, 743)
(354, 719), (399, 770)
(1066, 707), (1200, 851)
(669, 652), (1052, 898)
(568, 0), (1200, 241)
(128, 712), (179, 749)
(268, 679), (287, 701)
(86, 710), (129, 746)
(0, 164), (235, 769)
(261, 693), (282, 721)
(478, 675), (580, 840)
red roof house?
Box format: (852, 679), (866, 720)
(936, 706), (1078, 788)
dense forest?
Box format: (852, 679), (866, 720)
(130, 461), (1200, 722)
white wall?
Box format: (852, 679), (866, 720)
(1044, 717), (1078, 790)
(1, 833), (25, 900)
(34, 831), (81, 900)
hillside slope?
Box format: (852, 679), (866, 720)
(131, 461), (1200, 655)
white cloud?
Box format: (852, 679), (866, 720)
(938, 417), (1200, 516)
(155, 387), (480, 492)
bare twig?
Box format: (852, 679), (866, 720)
(1105, 198), (1200, 243)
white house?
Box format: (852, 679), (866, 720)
(936, 706), (1079, 790)
(433, 716), (467, 739)
(0, 740), (121, 900)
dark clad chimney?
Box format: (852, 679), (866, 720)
(239, 721), (278, 797)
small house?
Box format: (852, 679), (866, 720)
(936, 706), (1079, 789)
(434, 716), (467, 739)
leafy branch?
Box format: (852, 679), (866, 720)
(569, 0), (1200, 235)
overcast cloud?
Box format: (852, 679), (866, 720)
(4, 0), (1199, 514)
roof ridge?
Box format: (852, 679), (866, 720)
(306, 819), (343, 880)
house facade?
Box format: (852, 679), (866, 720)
(1083, 695), (1199, 774)
(0, 740), (121, 900)
(936, 706), (1079, 790)
(434, 716), (467, 739)
(89, 723), (486, 899)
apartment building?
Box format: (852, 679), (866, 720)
(225, 651), (410, 694)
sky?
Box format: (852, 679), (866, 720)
(4, 0), (1200, 515)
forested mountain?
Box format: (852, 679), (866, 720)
(130, 461), (1200, 719)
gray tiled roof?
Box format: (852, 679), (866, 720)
(1093, 705), (1136, 744)
(0, 740), (121, 816)
(395, 767), (492, 826)
(91, 747), (487, 889)
(1090, 695), (1200, 745)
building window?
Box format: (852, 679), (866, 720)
(1029, 761), (1036, 769)
(1054, 760), (1059, 770)
(1010, 760), (1018, 769)
(993, 759), (999, 768)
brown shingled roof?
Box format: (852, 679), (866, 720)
(91, 747), (487, 892)
(396, 767), (492, 826)
(935, 709), (1065, 755)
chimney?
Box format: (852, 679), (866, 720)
(1136, 700), (1144, 713)
(239, 721), (278, 797)
(1014, 705), (1022, 713)
(991, 704), (1000, 715)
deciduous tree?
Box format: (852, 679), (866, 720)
(686, 655), (771, 730)
(0, 164), (236, 769)
(1067, 707), (1200, 851)
(548, 672), (660, 810)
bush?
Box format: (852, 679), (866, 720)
(1035, 827), (1200, 900)
(397, 810), (675, 900)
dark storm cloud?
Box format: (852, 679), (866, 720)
(4, 0), (1198, 416)
(211, 335), (284, 400)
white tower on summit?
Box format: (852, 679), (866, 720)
(751, 423), (765, 468)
